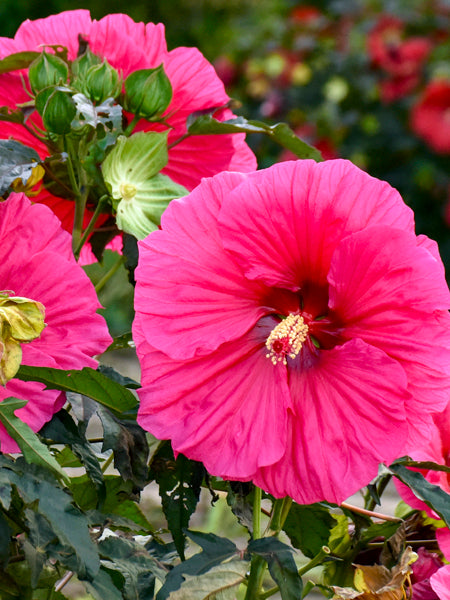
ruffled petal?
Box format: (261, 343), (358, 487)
(329, 226), (450, 443)
(218, 159), (414, 291)
(135, 316), (290, 478)
(254, 339), (410, 504)
(134, 172), (271, 360)
(431, 564), (450, 599)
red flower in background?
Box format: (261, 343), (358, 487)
(0, 11), (256, 234)
(368, 16), (432, 102)
(411, 80), (450, 154)
(0, 193), (111, 452)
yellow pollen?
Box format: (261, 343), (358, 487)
(119, 182), (138, 201)
(265, 313), (309, 366)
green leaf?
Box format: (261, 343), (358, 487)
(6, 464), (100, 580)
(97, 364), (140, 390)
(226, 482), (254, 534)
(0, 51), (40, 74)
(187, 113), (323, 160)
(39, 409), (105, 502)
(16, 365), (138, 413)
(98, 407), (149, 490)
(83, 567), (124, 600)
(283, 502), (335, 559)
(168, 559), (248, 600)
(99, 536), (161, 600)
(0, 512), (12, 567)
(0, 139), (41, 194)
(390, 463), (450, 527)
(0, 398), (70, 486)
(105, 332), (135, 353)
(156, 531), (238, 600)
(150, 443), (205, 559)
(248, 537), (303, 600)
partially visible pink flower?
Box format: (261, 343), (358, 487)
(410, 547), (443, 599)
(0, 193), (111, 452)
(0, 10), (256, 234)
(133, 159), (450, 505)
(431, 564), (450, 599)
(411, 80), (450, 154)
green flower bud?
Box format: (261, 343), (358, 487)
(71, 47), (101, 80)
(123, 64), (172, 120)
(83, 61), (122, 104)
(28, 51), (68, 94)
(0, 293), (45, 385)
(102, 131), (187, 239)
(36, 87), (76, 135)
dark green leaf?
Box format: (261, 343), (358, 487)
(0, 398), (69, 485)
(99, 536), (160, 600)
(156, 531), (238, 600)
(40, 409), (105, 502)
(168, 559), (248, 599)
(150, 443), (205, 559)
(226, 482), (254, 534)
(105, 332), (135, 353)
(248, 537), (303, 600)
(0, 51), (40, 74)
(359, 520), (401, 546)
(399, 460), (450, 474)
(122, 233), (139, 286)
(97, 364), (140, 389)
(0, 512), (12, 567)
(7, 467), (100, 580)
(187, 113), (322, 160)
(98, 407), (148, 490)
(83, 567), (124, 600)
(22, 511), (54, 587)
(0, 140), (41, 194)
(17, 365), (138, 413)
(283, 502), (335, 559)
(390, 463), (450, 527)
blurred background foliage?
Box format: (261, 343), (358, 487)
(1, 0), (449, 335)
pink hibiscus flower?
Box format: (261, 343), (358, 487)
(0, 193), (111, 452)
(431, 564), (450, 599)
(133, 159), (450, 505)
(0, 10), (256, 233)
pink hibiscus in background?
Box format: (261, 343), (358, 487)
(0, 10), (256, 234)
(133, 158), (450, 505)
(411, 79), (450, 154)
(0, 193), (111, 453)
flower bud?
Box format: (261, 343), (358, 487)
(123, 64), (172, 120)
(83, 61), (121, 104)
(0, 293), (45, 385)
(36, 87), (76, 135)
(71, 47), (101, 80)
(28, 51), (68, 94)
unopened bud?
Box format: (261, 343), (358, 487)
(71, 47), (101, 80)
(28, 51), (68, 94)
(83, 61), (121, 104)
(123, 64), (172, 120)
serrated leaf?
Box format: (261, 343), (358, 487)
(0, 51), (40, 74)
(39, 409), (105, 501)
(99, 536), (160, 600)
(187, 113), (322, 160)
(7, 467), (100, 580)
(156, 531), (238, 600)
(0, 139), (41, 194)
(17, 365), (138, 413)
(248, 537), (303, 600)
(0, 397), (70, 485)
(390, 463), (450, 527)
(98, 406), (149, 490)
(150, 444), (204, 559)
(283, 502), (335, 559)
(169, 559), (248, 600)
(83, 567), (124, 600)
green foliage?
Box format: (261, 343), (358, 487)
(283, 502), (335, 559)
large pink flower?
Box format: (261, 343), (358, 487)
(0, 10), (256, 232)
(0, 193), (111, 452)
(133, 159), (450, 505)
(431, 565), (450, 599)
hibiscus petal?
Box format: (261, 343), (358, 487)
(134, 172), (271, 360)
(218, 159), (414, 291)
(431, 564), (450, 599)
(254, 339), (410, 504)
(135, 316), (290, 478)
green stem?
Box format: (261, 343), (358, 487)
(101, 452), (114, 473)
(259, 546), (331, 600)
(366, 474), (393, 511)
(73, 195), (110, 260)
(95, 255), (125, 293)
(123, 114), (140, 137)
(244, 487), (265, 600)
(168, 132), (190, 149)
(269, 496), (292, 535)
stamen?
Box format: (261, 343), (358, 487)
(265, 313), (308, 366)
